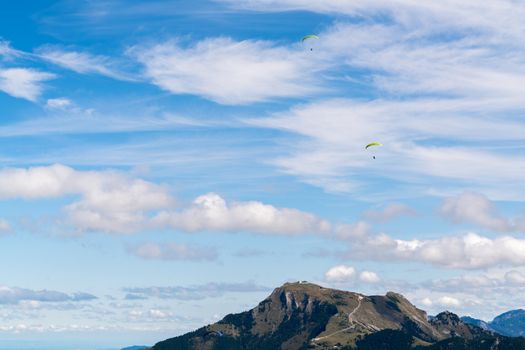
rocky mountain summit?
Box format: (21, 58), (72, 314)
(150, 282), (525, 350)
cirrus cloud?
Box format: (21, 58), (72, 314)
(131, 37), (323, 104)
(0, 68), (55, 101)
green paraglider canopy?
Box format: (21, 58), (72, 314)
(365, 141), (383, 149)
(301, 34), (319, 42)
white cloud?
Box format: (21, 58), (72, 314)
(422, 270), (525, 299)
(0, 111), (204, 137)
(359, 271), (380, 283)
(0, 164), (174, 234)
(148, 309), (170, 319)
(127, 308), (176, 321)
(325, 265), (356, 282)
(0, 165), (331, 236)
(0, 286), (96, 304)
(440, 192), (511, 232)
(240, 0), (525, 199)
(0, 40), (22, 60)
(153, 192), (331, 235)
(335, 221), (370, 240)
(354, 232), (525, 269)
(504, 270), (525, 285)
(394, 270), (525, 319)
(251, 98), (525, 199)
(421, 297), (433, 307)
(0, 68), (54, 101)
(131, 38), (322, 104)
(128, 242), (217, 261)
(363, 203), (416, 223)
(36, 47), (131, 80)
(219, 0), (525, 39)
(436, 296), (461, 308)
(325, 265), (380, 284)
(440, 192), (525, 233)
(0, 41), (12, 57)
(46, 98), (72, 109)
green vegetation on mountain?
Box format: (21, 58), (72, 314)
(150, 282), (525, 350)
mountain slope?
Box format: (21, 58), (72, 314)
(462, 309), (525, 337)
(150, 282), (469, 350)
(460, 316), (490, 331)
(491, 310), (525, 337)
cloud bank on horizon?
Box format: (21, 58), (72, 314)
(1, 0), (525, 346)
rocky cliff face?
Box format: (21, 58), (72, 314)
(430, 311), (485, 340)
(150, 282), (524, 350)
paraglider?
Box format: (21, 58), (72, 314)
(365, 142), (382, 159)
(302, 34), (319, 51)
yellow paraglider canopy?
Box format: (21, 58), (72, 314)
(365, 141), (383, 149)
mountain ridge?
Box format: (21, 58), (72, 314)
(462, 309), (525, 337)
(150, 282), (525, 350)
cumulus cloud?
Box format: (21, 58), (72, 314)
(335, 221), (370, 240)
(153, 192), (331, 235)
(0, 165), (334, 236)
(0, 68), (54, 101)
(421, 297), (433, 307)
(3, 164), (525, 271)
(440, 192), (512, 232)
(363, 204), (417, 223)
(128, 242), (217, 261)
(123, 282), (269, 300)
(320, 217), (525, 269)
(0, 164), (174, 234)
(131, 38), (322, 104)
(324, 265), (356, 282)
(324, 265), (380, 284)
(359, 271), (380, 283)
(353, 232), (525, 269)
(63, 174), (173, 234)
(424, 270), (525, 295)
(435, 296), (461, 308)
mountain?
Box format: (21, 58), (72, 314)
(462, 309), (525, 337)
(429, 311), (484, 339)
(460, 316), (490, 331)
(491, 310), (525, 337)
(149, 282), (525, 349)
(120, 346), (149, 350)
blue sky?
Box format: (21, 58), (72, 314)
(2, 0), (525, 348)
